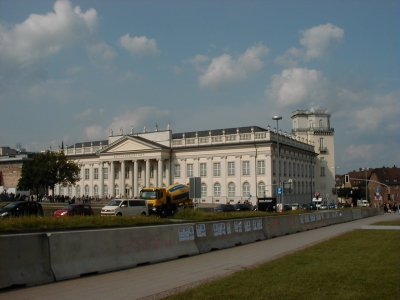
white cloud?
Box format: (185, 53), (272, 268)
(74, 108), (105, 122)
(198, 43), (270, 89)
(0, 0), (98, 68)
(118, 34), (160, 56)
(300, 23), (344, 61)
(86, 41), (116, 68)
(265, 68), (328, 106)
(275, 23), (344, 66)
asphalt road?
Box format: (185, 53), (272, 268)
(1, 212), (399, 300)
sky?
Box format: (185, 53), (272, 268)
(0, 0), (399, 174)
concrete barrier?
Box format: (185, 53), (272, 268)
(352, 209), (363, 220)
(194, 218), (265, 253)
(360, 209), (370, 218)
(340, 210), (354, 222)
(48, 224), (199, 281)
(0, 233), (54, 289)
(264, 215), (302, 238)
(299, 212), (326, 230)
(323, 211), (341, 226)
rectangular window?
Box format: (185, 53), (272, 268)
(163, 165), (166, 178)
(150, 166), (154, 178)
(187, 164), (193, 177)
(138, 166), (142, 178)
(125, 167), (129, 179)
(201, 184), (207, 197)
(174, 164), (181, 177)
(214, 184), (221, 197)
(242, 161), (250, 176)
(321, 167), (325, 176)
(228, 162), (235, 176)
(103, 168), (108, 179)
(257, 160), (265, 175)
(85, 169), (89, 180)
(214, 162), (220, 176)
(200, 163), (207, 177)
(115, 167), (119, 179)
(272, 160), (275, 175)
(94, 168), (98, 180)
(288, 162), (291, 176)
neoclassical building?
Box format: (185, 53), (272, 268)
(54, 109), (336, 206)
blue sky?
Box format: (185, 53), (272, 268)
(0, 0), (399, 174)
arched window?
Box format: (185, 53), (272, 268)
(258, 181), (265, 197)
(115, 185), (119, 197)
(68, 186), (72, 197)
(104, 185), (108, 197)
(214, 183), (221, 197)
(59, 186), (64, 195)
(243, 182), (250, 197)
(84, 185), (89, 196)
(319, 119), (323, 128)
(201, 183), (207, 197)
(94, 185), (99, 196)
(228, 182), (235, 197)
(76, 185), (81, 197)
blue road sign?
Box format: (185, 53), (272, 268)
(375, 188), (380, 193)
(277, 188), (282, 195)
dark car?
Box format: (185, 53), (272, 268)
(329, 203), (336, 209)
(0, 201), (44, 218)
(300, 203), (317, 210)
(283, 204), (292, 211)
(53, 203), (94, 217)
(234, 203), (253, 211)
(341, 202), (352, 208)
(211, 204), (236, 212)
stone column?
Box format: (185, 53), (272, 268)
(98, 162), (103, 198)
(120, 160), (125, 197)
(110, 161), (115, 197)
(158, 159), (163, 187)
(89, 164), (94, 197)
(145, 159), (150, 187)
(133, 160), (138, 197)
(165, 159), (170, 186)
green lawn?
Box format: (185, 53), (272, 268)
(165, 230), (400, 300)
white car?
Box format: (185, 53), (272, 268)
(291, 203), (300, 210)
(361, 200), (369, 207)
(101, 199), (148, 216)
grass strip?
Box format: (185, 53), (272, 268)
(165, 230), (400, 300)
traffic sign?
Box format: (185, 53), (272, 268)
(375, 188), (380, 193)
(277, 188), (282, 195)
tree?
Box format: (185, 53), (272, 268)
(17, 151), (80, 199)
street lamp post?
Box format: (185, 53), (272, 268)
(273, 116), (282, 206)
(363, 168), (369, 203)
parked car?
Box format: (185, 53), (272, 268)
(301, 203), (317, 210)
(211, 204), (236, 212)
(283, 204), (292, 211)
(319, 203), (328, 210)
(101, 199), (148, 216)
(291, 203), (300, 210)
(341, 202), (352, 208)
(329, 202), (336, 209)
(234, 203), (253, 211)
(53, 203), (94, 217)
(0, 201), (44, 218)
(361, 200), (369, 207)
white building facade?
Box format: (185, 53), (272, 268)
(291, 109), (337, 204)
(54, 110), (336, 206)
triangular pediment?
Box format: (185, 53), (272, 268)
(98, 136), (162, 155)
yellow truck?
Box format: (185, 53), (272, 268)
(139, 183), (193, 217)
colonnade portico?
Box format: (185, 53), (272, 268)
(66, 158), (170, 199)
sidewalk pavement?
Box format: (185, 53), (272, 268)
(1, 212), (398, 300)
